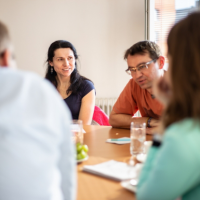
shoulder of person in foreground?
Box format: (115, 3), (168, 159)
(137, 118), (200, 200)
(1, 68), (71, 117)
(0, 68), (76, 200)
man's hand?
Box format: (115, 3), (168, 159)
(146, 119), (163, 134)
(146, 127), (158, 134)
(149, 118), (159, 127)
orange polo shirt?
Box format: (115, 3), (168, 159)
(113, 79), (163, 119)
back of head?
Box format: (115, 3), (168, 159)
(164, 11), (200, 127)
(124, 41), (162, 60)
(0, 21), (11, 55)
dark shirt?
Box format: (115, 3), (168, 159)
(64, 80), (95, 119)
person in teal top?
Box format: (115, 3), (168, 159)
(137, 12), (200, 200)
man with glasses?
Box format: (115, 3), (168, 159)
(109, 41), (165, 134)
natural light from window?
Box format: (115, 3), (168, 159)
(149, 0), (199, 66)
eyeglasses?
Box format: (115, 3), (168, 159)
(125, 59), (156, 75)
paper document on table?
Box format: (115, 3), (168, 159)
(82, 160), (140, 181)
(121, 180), (137, 193)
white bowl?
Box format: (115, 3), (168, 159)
(76, 155), (89, 163)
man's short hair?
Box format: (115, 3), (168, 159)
(0, 21), (11, 54)
(124, 41), (162, 60)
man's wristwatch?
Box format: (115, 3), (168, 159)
(147, 117), (152, 128)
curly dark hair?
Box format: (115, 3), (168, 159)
(45, 40), (92, 95)
(124, 40), (162, 60)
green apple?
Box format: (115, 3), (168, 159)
(82, 144), (89, 153)
(77, 153), (83, 160)
(77, 150), (87, 160)
(76, 143), (82, 153)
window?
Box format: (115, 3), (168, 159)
(154, 9), (160, 21)
(148, 0), (199, 65)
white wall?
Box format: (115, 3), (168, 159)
(0, 0), (145, 98)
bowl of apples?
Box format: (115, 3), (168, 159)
(76, 142), (89, 163)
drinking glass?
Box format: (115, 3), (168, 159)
(71, 120), (83, 145)
(128, 122), (146, 165)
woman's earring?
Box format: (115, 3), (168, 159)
(51, 67), (53, 74)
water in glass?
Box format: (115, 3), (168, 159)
(130, 122), (146, 156)
(71, 120), (83, 144)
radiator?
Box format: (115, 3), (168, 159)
(95, 98), (141, 117)
(95, 98), (117, 116)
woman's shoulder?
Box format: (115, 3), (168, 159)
(82, 78), (94, 86)
(164, 118), (200, 148)
(81, 78), (95, 89)
(165, 118), (200, 134)
(79, 78), (95, 97)
(160, 119), (200, 166)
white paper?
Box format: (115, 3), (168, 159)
(136, 154), (147, 163)
(121, 180), (137, 193)
(82, 160), (141, 181)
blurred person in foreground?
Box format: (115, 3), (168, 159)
(109, 41), (165, 134)
(0, 21), (76, 200)
(137, 12), (200, 200)
(45, 40), (95, 125)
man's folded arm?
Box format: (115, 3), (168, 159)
(109, 109), (149, 129)
(109, 110), (160, 135)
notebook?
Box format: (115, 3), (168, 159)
(121, 180), (137, 193)
(82, 160), (141, 181)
